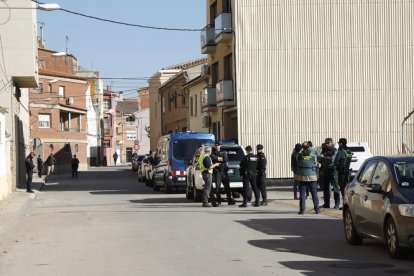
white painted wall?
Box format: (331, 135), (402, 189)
(134, 108), (150, 156)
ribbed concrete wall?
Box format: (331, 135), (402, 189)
(235, 0), (414, 178)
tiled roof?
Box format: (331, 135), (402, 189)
(116, 100), (138, 115)
(162, 57), (207, 70)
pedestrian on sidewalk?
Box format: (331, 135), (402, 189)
(256, 144), (268, 206)
(113, 152), (118, 166)
(25, 152), (36, 193)
(198, 146), (219, 207)
(46, 153), (56, 182)
(295, 142), (320, 214)
(239, 146), (260, 207)
(71, 155), (80, 179)
(291, 143), (302, 200)
(37, 155), (43, 178)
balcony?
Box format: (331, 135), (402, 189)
(215, 13), (233, 44)
(103, 128), (113, 136)
(202, 86), (217, 112)
(200, 25), (216, 54)
(216, 80), (234, 107)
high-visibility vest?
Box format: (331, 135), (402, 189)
(198, 154), (213, 174)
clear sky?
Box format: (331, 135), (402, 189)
(37, 0), (206, 97)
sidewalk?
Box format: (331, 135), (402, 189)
(0, 175), (45, 248)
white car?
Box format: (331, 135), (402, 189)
(346, 142), (372, 172)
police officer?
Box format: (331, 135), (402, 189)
(336, 138), (352, 198)
(211, 141), (236, 206)
(256, 144), (268, 206)
(198, 146), (219, 207)
(239, 146), (260, 207)
(317, 138), (340, 209)
(25, 152), (36, 193)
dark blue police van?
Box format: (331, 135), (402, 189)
(152, 132), (215, 193)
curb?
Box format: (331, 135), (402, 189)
(269, 199), (343, 219)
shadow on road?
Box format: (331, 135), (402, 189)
(236, 217), (414, 275)
(130, 197), (189, 204)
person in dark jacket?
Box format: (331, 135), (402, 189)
(25, 152), (36, 193)
(318, 138), (340, 209)
(239, 146), (259, 207)
(113, 152), (118, 166)
(291, 143), (302, 200)
(211, 142), (236, 206)
(296, 142), (319, 214)
(256, 144), (268, 206)
(71, 155), (80, 179)
(46, 153), (56, 182)
(37, 155), (43, 178)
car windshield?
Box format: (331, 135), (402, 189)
(173, 139), (212, 161)
(224, 148), (245, 161)
(394, 161), (414, 188)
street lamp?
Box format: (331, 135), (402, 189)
(38, 3), (60, 11)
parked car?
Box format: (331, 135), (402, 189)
(152, 132), (215, 193)
(346, 142), (372, 173)
(132, 155), (145, 172)
(343, 155), (414, 259)
(138, 154), (149, 182)
(185, 144), (245, 202)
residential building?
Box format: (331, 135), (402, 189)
(202, 0), (237, 142)
(102, 89), (118, 166)
(0, 0), (38, 199)
(115, 98), (139, 163)
(137, 87), (150, 110)
(134, 108), (150, 156)
(183, 74), (209, 133)
(205, 0), (414, 178)
(30, 48), (89, 173)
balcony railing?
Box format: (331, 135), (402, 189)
(216, 80), (234, 107)
(202, 86), (217, 112)
(215, 13), (233, 44)
(200, 25), (216, 54)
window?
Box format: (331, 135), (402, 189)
(48, 84), (52, 93)
(357, 161), (377, 184)
(224, 54), (233, 80)
(212, 122), (221, 141)
(190, 96), (194, 116)
(194, 94), (198, 116)
(38, 114), (50, 128)
(168, 93), (172, 111)
(103, 140), (110, 148)
(103, 118), (110, 129)
(58, 86), (65, 98)
(210, 2), (217, 24)
(182, 91), (186, 106)
(372, 161), (391, 192)
(126, 131), (137, 140)
(162, 96), (165, 113)
(103, 99), (110, 110)
(211, 62), (219, 86)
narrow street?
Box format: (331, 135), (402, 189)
(0, 167), (412, 276)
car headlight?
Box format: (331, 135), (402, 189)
(398, 204), (414, 217)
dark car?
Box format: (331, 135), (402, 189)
(343, 155), (414, 259)
(132, 155), (145, 172)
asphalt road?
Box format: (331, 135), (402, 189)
(0, 166), (413, 276)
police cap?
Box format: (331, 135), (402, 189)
(256, 144), (264, 150)
(215, 141), (221, 146)
(245, 145), (252, 151)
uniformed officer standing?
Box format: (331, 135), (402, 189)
(211, 142), (236, 205)
(198, 146), (220, 207)
(239, 146), (260, 207)
(256, 144), (268, 206)
(318, 138), (340, 209)
(336, 138), (352, 198)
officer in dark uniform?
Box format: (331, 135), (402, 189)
(336, 138), (352, 198)
(256, 144), (268, 206)
(211, 141), (236, 205)
(318, 138), (340, 209)
(239, 145), (259, 207)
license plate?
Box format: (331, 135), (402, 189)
(177, 177), (185, 181)
(228, 169), (234, 174)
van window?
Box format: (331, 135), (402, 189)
(348, 147), (366, 152)
(225, 148), (244, 162)
(173, 139), (211, 160)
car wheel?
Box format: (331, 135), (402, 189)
(153, 178), (160, 191)
(164, 177), (172, 194)
(343, 208), (363, 245)
(385, 217), (405, 259)
(186, 180), (194, 200)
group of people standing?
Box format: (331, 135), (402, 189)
(25, 153), (56, 193)
(291, 138), (352, 214)
(199, 142), (267, 208)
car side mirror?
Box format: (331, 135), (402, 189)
(367, 183), (384, 194)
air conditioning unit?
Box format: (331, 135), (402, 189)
(202, 115), (211, 128)
(66, 97), (74, 105)
(201, 64), (210, 76)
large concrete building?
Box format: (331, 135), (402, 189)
(0, 0), (38, 199)
(204, 0), (414, 178)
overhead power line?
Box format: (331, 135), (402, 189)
(32, 0), (202, 32)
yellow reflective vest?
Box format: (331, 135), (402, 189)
(198, 154), (213, 174)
